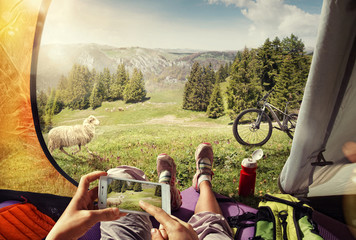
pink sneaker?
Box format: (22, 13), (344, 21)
(157, 154), (182, 211)
(192, 143), (214, 191)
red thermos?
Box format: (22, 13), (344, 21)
(238, 149), (263, 197)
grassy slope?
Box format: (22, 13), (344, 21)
(47, 86), (292, 207)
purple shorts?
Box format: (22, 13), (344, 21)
(188, 211), (233, 240)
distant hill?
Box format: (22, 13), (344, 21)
(36, 43), (237, 91)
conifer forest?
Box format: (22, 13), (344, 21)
(38, 34), (311, 132)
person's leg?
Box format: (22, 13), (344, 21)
(157, 153), (182, 211)
(100, 214), (152, 240)
(190, 143), (233, 240)
(192, 143), (222, 214)
(195, 181), (222, 215)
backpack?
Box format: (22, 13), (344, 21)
(227, 194), (324, 240)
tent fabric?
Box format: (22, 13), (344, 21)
(279, 0), (356, 197)
(0, 0), (77, 196)
(313, 210), (356, 240)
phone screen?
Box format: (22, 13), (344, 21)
(106, 178), (163, 212)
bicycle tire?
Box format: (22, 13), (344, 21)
(285, 113), (298, 139)
(233, 109), (273, 146)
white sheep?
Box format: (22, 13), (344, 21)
(47, 115), (100, 155)
(107, 197), (122, 207)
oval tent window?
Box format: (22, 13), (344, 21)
(35, 0), (316, 197)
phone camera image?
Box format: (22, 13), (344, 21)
(107, 179), (162, 212)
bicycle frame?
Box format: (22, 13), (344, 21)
(258, 101), (289, 130)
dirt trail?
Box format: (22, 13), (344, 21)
(145, 115), (227, 128)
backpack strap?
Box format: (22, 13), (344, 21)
(227, 212), (256, 240)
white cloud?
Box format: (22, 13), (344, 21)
(207, 0), (320, 48)
(41, 0), (250, 50)
(41, 0), (320, 50)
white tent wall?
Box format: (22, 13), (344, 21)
(279, 0), (356, 196)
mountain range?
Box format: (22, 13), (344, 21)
(36, 43), (237, 91)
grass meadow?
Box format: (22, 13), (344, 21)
(44, 86), (293, 208)
(108, 188), (162, 211)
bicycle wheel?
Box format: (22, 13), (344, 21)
(285, 113), (298, 139)
(233, 109), (272, 146)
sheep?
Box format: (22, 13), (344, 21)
(47, 115), (100, 155)
(107, 197), (122, 207)
(118, 107), (124, 111)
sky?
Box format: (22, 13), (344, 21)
(41, 0), (323, 51)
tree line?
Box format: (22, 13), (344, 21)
(108, 180), (143, 193)
(37, 64), (147, 131)
(183, 34), (311, 119)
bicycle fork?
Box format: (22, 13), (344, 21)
(255, 108), (265, 129)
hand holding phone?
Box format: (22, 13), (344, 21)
(139, 201), (199, 240)
(47, 171), (124, 240)
(98, 176), (171, 215)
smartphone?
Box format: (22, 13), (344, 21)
(98, 176), (171, 215)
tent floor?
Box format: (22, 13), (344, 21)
(1, 189), (355, 239)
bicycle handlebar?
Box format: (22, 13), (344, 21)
(261, 89), (274, 101)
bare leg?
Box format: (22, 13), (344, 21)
(194, 181), (222, 215)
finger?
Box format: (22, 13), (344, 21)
(159, 224), (168, 239)
(159, 228), (168, 239)
(151, 228), (165, 240)
(89, 207), (126, 223)
(139, 201), (177, 228)
(89, 186), (99, 201)
(343, 142), (356, 163)
(78, 171), (107, 195)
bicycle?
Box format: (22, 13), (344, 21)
(232, 89), (298, 146)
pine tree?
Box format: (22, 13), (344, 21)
(56, 75), (69, 108)
(183, 62), (200, 110)
(270, 37), (283, 86)
(207, 82), (225, 118)
(113, 64), (129, 100)
(44, 89), (56, 132)
(226, 48), (261, 117)
(89, 83), (102, 109)
(123, 68), (146, 103)
(270, 34), (309, 111)
(133, 182), (142, 192)
(101, 67), (112, 102)
(37, 90), (48, 132)
(127, 182), (134, 190)
(216, 63), (229, 83)
(200, 63), (215, 111)
(182, 62), (213, 111)
(121, 181), (128, 193)
(281, 34), (305, 57)
(271, 55), (299, 110)
(111, 180), (123, 193)
(258, 38), (274, 90)
(52, 90), (63, 114)
(66, 64), (91, 110)
(155, 186), (161, 197)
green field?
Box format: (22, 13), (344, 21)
(108, 188), (161, 211)
(44, 86), (293, 207)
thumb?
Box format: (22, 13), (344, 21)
(89, 208), (125, 222)
(151, 228), (165, 240)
